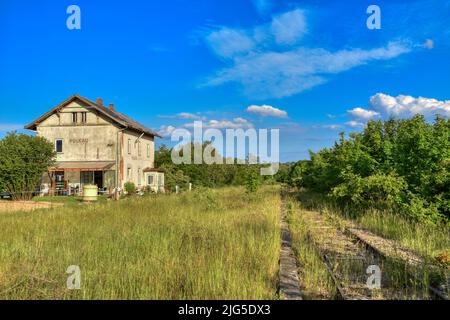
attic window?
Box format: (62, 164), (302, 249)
(72, 112), (78, 124)
(81, 112), (87, 123)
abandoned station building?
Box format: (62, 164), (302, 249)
(24, 94), (164, 195)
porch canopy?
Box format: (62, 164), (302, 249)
(49, 161), (116, 172)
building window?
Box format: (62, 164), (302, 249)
(81, 112), (87, 123)
(138, 168), (141, 186)
(138, 141), (141, 156)
(147, 175), (154, 185)
(127, 167), (132, 181)
(127, 139), (131, 154)
(55, 139), (63, 153)
(72, 112), (78, 124)
(147, 144), (150, 158)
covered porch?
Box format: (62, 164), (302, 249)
(42, 161), (116, 196)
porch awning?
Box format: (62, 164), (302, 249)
(49, 161), (116, 172)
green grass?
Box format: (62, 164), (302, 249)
(284, 194), (337, 299)
(356, 210), (449, 260)
(0, 186), (280, 300)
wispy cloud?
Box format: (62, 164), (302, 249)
(314, 124), (343, 130)
(157, 125), (176, 138)
(205, 41), (411, 99)
(206, 28), (255, 59)
(246, 104), (287, 118)
(184, 118), (254, 130)
(270, 9), (307, 45)
(345, 120), (365, 128)
(202, 9), (412, 99)
(159, 112), (206, 121)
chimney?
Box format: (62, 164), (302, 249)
(109, 103), (115, 111)
(96, 98), (103, 106)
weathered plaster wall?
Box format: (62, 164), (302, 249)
(37, 101), (118, 162)
(121, 130), (155, 188)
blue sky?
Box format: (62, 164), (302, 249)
(1, 0), (449, 161)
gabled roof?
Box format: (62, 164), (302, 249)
(24, 94), (162, 138)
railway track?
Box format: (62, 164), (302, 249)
(344, 227), (449, 300)
(301, 210), (448, 300)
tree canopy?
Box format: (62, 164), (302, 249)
(0, 132), (55, 200)
(287, 115), (450, 224)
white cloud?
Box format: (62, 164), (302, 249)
(205, 41), (411, 99)
(318, 124), (343, 130)
(158, 125), (176, 138)
(205, 28), (255, 59)
(347, 107), (380, 120)
(0, 124), (23, 132)
(184, 118), (254, 130)
(369, 93), (450, 118)
(203, 9), (412, 99)
(270, 9), (307, 45)
(346, 121), (365, 128)
(159, 112), (206, 121)
(246, 104), (288, 117)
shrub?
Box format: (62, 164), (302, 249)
(330, 172), (407, 208)
(245, 171), (261, 193)
(124, 182), (136, 195)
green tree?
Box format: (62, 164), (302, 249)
(0, 132), (55, 200)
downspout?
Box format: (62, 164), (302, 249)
(115, 127), (126, 200)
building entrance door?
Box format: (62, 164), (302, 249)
(94, 171), (103, 189)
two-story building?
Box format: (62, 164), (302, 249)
(24, 94), (164, 195)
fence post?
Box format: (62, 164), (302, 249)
(189, 183), (192, 192)
(175, 185), (180, 194)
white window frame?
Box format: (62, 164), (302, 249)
(127, 166), (132, 181)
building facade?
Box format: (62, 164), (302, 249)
(24, 94), (164, 195)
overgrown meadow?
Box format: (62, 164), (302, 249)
(0, 186), (280, 299)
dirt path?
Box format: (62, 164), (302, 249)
(0, 201), (63, 213)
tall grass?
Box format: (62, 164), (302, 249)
(284, 195), (337, 299)
(297, 189), (449, 261)
(0, 186), (280, 300)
